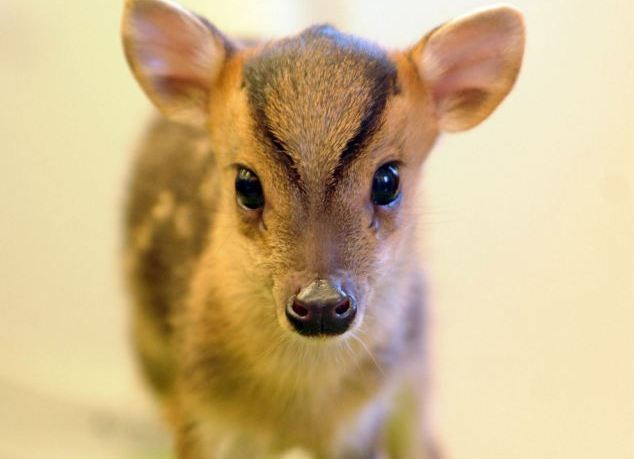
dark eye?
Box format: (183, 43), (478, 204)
(235, 167), (264, 210)
(371, 162), (401, 206)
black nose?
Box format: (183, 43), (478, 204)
(286, 280), (357, 336)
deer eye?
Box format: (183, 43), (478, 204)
(235, 167), (264, 210)
(371, 162), (400, 206)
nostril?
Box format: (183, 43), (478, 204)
(334, 299), (351, 316)
(291, 302), (309, 318)
(286, 281), (356, 336)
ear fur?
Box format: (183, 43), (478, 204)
(412, 5), (526, 132)
(122, 0), (233, 125)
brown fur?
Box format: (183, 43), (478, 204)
(122, 1), (525, 458)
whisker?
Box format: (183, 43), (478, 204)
(341, 338), (363, 372)
(349, 332), (385, 376)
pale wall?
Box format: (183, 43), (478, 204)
(1, 1), (632, 458)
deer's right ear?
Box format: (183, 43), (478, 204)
(122, 0), (233, 126)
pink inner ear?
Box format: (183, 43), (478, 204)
(432, 57), (506, 103)
(424, 21), (516, 100)
(129, 2), (219, 90)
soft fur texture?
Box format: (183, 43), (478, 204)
(122, 1), (525, 457)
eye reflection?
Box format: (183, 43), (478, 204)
(371, 162), (400, 206)
(235, 167), (264, 210)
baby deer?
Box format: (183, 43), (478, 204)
(121, 0), (525, 457)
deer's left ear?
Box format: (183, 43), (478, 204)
(122, 0), (234, 126)
(411, 5), (526, 132)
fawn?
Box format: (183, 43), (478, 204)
(121, 0), (525, 457)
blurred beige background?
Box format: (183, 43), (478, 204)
(1, 0), (632, 458)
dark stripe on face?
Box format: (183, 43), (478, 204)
(262, 118), (304, 191)
(242, 24), (397, 196)
(327, 70), (396, 195)
(248, 101), (304, 192)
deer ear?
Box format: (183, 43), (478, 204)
(412, 5), (525, 132)
(122, 0), (233, 125)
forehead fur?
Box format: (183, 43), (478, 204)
(243, 25), (397, 191)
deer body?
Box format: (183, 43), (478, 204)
(122, 1), (525, 458)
